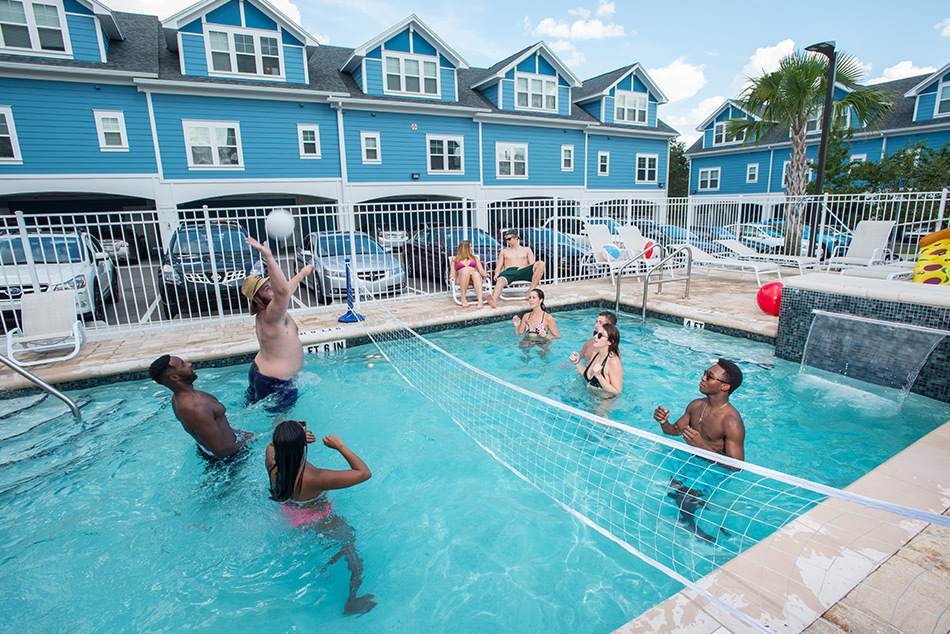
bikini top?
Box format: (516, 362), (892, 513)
(455, 259), (477, 270)
(525, 311), (546, 334)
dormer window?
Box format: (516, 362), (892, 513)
(515, 73), (556, 112)
(0, 0), (69, 56)
(805, 107), (851, 133)
(384, 53), (439, 96)
(615, 90), (647, 124)
(206, 26), (282, 79)
(937, 81), (950, 117)
(713, 122), (744, 145)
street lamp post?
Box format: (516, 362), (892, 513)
(805, 41), (836, 258)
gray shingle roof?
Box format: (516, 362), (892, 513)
(574, 65), (635, 102)
(686, 74), (938, 156)
(465, 43), (537, 88)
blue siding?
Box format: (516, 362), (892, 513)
(367, 46), (381, 59)
(885, 129), (950, 155)
(206, 0), (241, 27)
(516, 56), (535, 73)
(100, 25), (109, 57)
(0, 78), (155, 175)
(440, 67), (456, 102)
(581, 100), (600, 121)
(151, 94), (340, 180)
(481, 83), (499, 108)
(632, 76), (648, 93)
(180, 33), (208, 77)
(604, 96), (614, 125)
(537, 55), (555, 76)
(501, 79), (514, 110)
(481, 123), (585, 187)
(243, 2), (276, 30)
(412, 32), (436, 56)
(384, 29), (411, 53)
(342, 111), (478, 183)
(180, 18), (202, 34)
(65, 14), (101, 63)
(281, 30), (302, 46)
(504, 69), (514, 80)
(63, 0), (91, 13)
(648, 98), (657, 128)
(689, 149), (773, 194)
(558, 86), (570, 117)
(364, 58), (383, 95)
(617, 75), (631, 91)
(916, 93), (937, 121)
(703, 128), (713, 148)
(586, 134), (668, 190)
(847, 137), (884, 161)
(352, 63), (363, 92)
(440, 54), (455, 69)
(284, 45), (305, 84)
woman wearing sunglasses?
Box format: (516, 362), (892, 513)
(569, 322), (622, 394)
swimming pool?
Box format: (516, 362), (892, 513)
(0, 309), (947, 632)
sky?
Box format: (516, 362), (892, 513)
(105, 0), (949, 145)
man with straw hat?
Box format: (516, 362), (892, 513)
(241, 236), (314, 411)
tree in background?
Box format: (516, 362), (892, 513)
(727, 51), (892, 253)
(850, 141), (950, 193)
(668, 138), (690, 198)
(806, 126), (857, 194)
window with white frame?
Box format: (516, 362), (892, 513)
(93, 111), (128, 151)
(746, 163), (758, 183)
(561, 144), (573, 171)
(182, 120), (243, 169)
(206, 26), (282, 79)
(615, 90), (647, 124)
(297, 124), (321, 159)
(385, 53), (439, 96)
(937, 81), (950, 116)
(515, 73), (557, 112)
(805, 106), (851, 133)
(714, 121), (744, 145)
(698, 167), (720, 191)
(496, 142), (527, 178)
(598, 151), (609, 176)
(427, 135), (463, 173)
(0, 0), (69, 55)
(636, 154), (657, 183)
(850, 154), (866, 163)
(0, 105), (22, 163)
(361, 132), (381, 164)
(782, 160), (814, 188)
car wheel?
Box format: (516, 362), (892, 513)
(91, 288), (106, 322)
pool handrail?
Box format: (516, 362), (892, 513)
(0, 354), (82, 421)
(614, 244), (693, 320)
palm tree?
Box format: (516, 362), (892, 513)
(727, 51), (892, 253)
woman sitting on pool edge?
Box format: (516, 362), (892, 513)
(450, 239), (490, 309)
(570, 322), (622, 394)
(513, 288), (559, 339)
(265, 420), (376, 615)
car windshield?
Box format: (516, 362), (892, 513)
(317, 235), (382, 257)
(172, 227), (250, 255)
(443, 229), (497, 249)
(0, 235), (83, 264)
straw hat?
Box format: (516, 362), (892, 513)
(241, 275), (269, 315)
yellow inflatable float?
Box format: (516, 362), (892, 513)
(914, 228), (950, 285)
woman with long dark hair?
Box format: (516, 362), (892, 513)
(570, 322), (622, 394)
(512, 288), (559, 339)
(265, 420), (376, 615)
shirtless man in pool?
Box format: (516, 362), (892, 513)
(149, 355), (251, 459)
(241, 236), (314, 411)
(488, 229), (545, 308)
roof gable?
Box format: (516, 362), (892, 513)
(70, 0), (123, 40)
(695, 100), (757, 132)
(903, 61), (950, 97)
(161, 0), (320, 52)
(470, 41), (580, 89)
(341, 15), (468, 73)
(575, 64), (666, 105)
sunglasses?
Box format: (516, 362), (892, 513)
(505, 236), (516, 242)
(593, 331), (606, 340)
(702, 371), (727, 382)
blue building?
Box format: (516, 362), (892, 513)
(685, 66), (950, 205)
(0, 0), (678, 234)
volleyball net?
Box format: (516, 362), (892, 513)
(355, 294), (950, 633)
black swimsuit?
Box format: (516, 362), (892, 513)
(584, 354), (605, 388)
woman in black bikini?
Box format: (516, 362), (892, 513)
(570, 322), (622, 394)
(512, 288), (559, 339)
(265, 420), (376, 615)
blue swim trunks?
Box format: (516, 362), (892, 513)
(246, 361), (298, 412)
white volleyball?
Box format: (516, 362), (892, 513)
(265, 208), (295, 239)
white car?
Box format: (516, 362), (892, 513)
(724, 223), (823, 258)
(0, 231), (116, 319)
(541, 216), (621, 248)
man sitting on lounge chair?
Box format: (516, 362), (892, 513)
(488, 230), (545, 308)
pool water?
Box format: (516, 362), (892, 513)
(0, 309), (947, 632)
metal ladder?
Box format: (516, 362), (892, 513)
(614, 245), (693, 321)
(0, 354), (82, 421)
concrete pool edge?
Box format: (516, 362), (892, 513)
(614, 419), (950, 634)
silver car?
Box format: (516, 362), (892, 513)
(295, 231), (407, 302)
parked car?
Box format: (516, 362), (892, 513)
(541, 216), (621, 247)
(85, 225), (150, 263)
(520, 227), (592, 277)
(0, 231), (116, 320)
(723, 223), (822, 258)
(295, 231), (406, 302)
(372, 224), (410, 251)
(406, 226), (501, 285)
(765, 220), (848, 259)
(156, 222), (256, 318)
(634, 221), (724, 254)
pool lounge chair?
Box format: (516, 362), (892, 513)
(6, 290), (86, 367)
(826, 220), (896, 271)
(617, 225), (665, 271)
(670, 244), (782, 286)
(584, 223), (633, 283)
(715, 238), (820, 275)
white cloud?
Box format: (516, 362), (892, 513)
(104, 0), (301, 25)
(534, 17), (624, 40)
(936, 18), (950, 36)
(648, 57), (706, 103)
(867, 60), (937, 84)
(664, 95), (726, 145)
(732, 39), (795, 90)
(568, 7), (591, 19)
(595, 0), (615, 19)
(550, 40), (586, 68)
